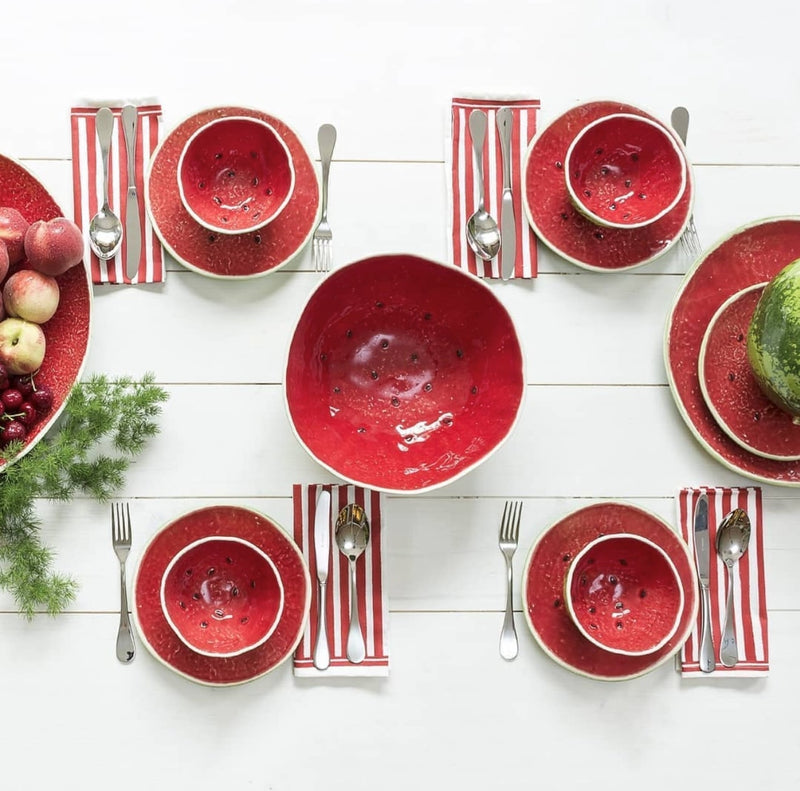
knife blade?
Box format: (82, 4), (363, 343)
(693, 492), (715, 672)
(312, 489), (331, 670)
(496, 107), (515, 281)
(121, 104), (141, 282)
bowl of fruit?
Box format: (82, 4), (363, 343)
(284, 254), (525, 494)
(0, 154), (92, 463)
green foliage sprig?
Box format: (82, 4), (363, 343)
(0, 373), (168, 618)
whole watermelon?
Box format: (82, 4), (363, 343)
(747, 258), (800, 422)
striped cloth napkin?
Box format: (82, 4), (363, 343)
(70, 101), (165, 284)
(292, 483), (389, 677)
(677, 487), (769, 677)
(448, 97), (540, 279)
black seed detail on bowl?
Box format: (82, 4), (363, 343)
(192, 593), (200, 600)
(554, 598), (562, 608)
(178, 601), (186, 610)
(254, 234), (262, 244)
(638, 193), (646, 200)
(207, 567), (215, 576)
(608, 575), (618, 584)
(441, 416), (453, 426)
(623, 212), (631, 220)
(411, 353), (418, 362)
(376, 301), (385, 308)
(728, 372), (736, 383)
(242, 205), (249, 212)
(358, 427), (366, 433)
(200, 621), (208, 628)
(754, 411), (761, 422)
(619, 559), (628, 566)
(241, 617), (249, 624)
(251, 151), (258, 159)
(320, 353), (327, 361)
(555, 161), (563, 169)
(381, 340), (389, 349)
(232, 587), (239, 597)
(562, 553), (571, 562)
(185, 568), (193, 576)
(615, 601), (623, 609)
(595, 148), (603, 155)
(266, 188), (273, 196)
(404, 435), (414, 443)
(580, 575), (587, 586)
(208, 234), (217, 243)
(594, 231), (604, 240)
(215, 152), (222, 159)
(456, 349), (464, 358)
(589, 623), (599, 630)
(609, 203), (616, 210)
(471, 385), (478, 394)
(213, 196), (222, 205)
(252, 177), (259, 186)
(560, 212), (569, 220)
(588, 606), (596, 614)
(391, 397), (400, 407)
(631, 153), (639, 161)
(221, 216), (229, 223)
(584, 189), (592, 198)
(333, 386), (341, 394)
(587, 557), (595, 564)
(737, 333), (744, 342)
(625, 179), (631, 187)
(371, 370), (379, 380)
(253, 211), (261, 219)
(424, 383), (432, 392)
(346, 329), (353, 338)
(226, 556), (233, 564)
(198, 181), (206, 189)
(227, 170), (235, 178)
(601, 167), (609, 175)
(250, 580), (256, 588)
(639, 589), (647, 598)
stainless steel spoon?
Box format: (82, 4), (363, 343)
(465, 109), (501, 261)
(335, 503), (370, 664)
(88, 107), (123, 260)
(716, 508), (752, 667)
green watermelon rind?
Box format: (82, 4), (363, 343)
(747, 259), (800, 420)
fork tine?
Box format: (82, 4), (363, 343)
(500, 500), (510, 539)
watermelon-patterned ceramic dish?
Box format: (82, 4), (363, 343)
(284, 254), (525, 494)
(564, 532), (685, 656)
(564, 113), (687, 230)
(177, 116), (295, 235)
(665, 216), (800, 485)
(159, 535), (285, 659)
(134, 505), (311, 686)
(698, 283), (800, 461)
(522, 502), (697, 681)
(146, 106), (319, 278)
(0, 154), (92, 471)
(523, 100), (693, 271)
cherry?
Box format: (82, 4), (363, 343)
(11, 374), (34, 397)
(16, 402), (37, 426)
(2, 420), (26, 446)
(1, 389), (23, 411)
(30, 384), (53, 415)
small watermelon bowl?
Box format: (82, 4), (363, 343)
(564, 532), (685, 657)
(565, 113), (687, 230)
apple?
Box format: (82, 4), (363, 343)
(0, 318), (46, 375)
(3, 270), (60, 324)
(0, 240), (8, 285)
(0, 207), (30, 265)
(24, 217), (84, 276)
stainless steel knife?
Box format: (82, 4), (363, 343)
(694, 492), (715, 672)
(121, 104), (141, 282)
(312, 489), (331, 670)
(496, 107), (515, 281)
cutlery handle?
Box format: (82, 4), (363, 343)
(469, 109), (487, 210)
(720, 562), (739, 667)
(317, 124), (336, 221)
(313, 580), (330, 670)
(121, 104), (138, 185)
(96, 107), (114, 204)
(346, 557), (365, 664)
(670, 106), (690, 145)
(499, 555), (518, 660)
(698, 582), (714, 673)
(496, 107), (512, 190)
(116, 563), (135, 663)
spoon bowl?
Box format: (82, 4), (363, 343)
(88, 107), (123, 260)
(335, 503), (370, 663)
(465, 109), (501, 261)
(715, 508), (752, 667)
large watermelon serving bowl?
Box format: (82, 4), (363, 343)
(0, 154), (92, 469)
(284, 254), (525, 494)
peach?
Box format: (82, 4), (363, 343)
(0, 207), (30, 265)
(3, 269), (60, 324)
(0, 318), (46, 375)
(24, 217), (84, 276)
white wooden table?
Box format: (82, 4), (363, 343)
(1, 2), (799, 789)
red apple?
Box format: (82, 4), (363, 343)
(24, 217), (84, 276)
(0, 207), (30, 265)
(0, 318), (46, 375)
(3, 269), (60, 324)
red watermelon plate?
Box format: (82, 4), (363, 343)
(665, 216), (800, 484)
(522, 100), (693, 271)
(699, 283), (800, 461)
(0, 154), (92, 468)
(522, 501), (697, 681)
(133, 505), (311, 686)
(146, 106), (319, 278)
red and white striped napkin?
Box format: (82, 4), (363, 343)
(70, 101), (165, 284)
(448, 97), (540, 279)
(292, 484), (389, 677)
(677, 487), (769, 677)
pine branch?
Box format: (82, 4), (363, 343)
(0, 374), (168, 618)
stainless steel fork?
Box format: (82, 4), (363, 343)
(312, 123), (337, 273)
(499, 500), (522, 660)
(670, 106), (703, 261)
(111, 502), (135, 663)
